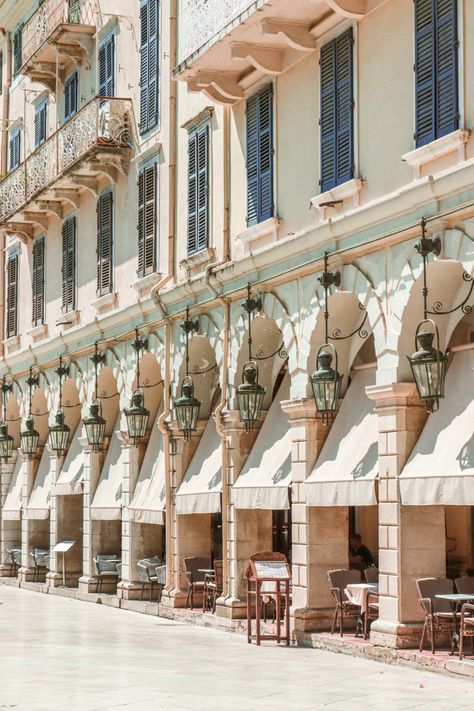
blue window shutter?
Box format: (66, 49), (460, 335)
(246, 85), (274, 226)
(64, 72), (78, 121)
(61, 217), (76, 313)
(139, 2), (149, 131)
(6, 254), (18, 338)
(320, 40), (337, 191)
(9, 131), (20, 171)
(197, 124), (209, 251)
(187, 130), (198, 254)
(13, 27), (22, 76)
(34, 102), (47, 148)
(246, 93), (259, 227)
(97, 192), (113, 296)
(336, 29), (354, 185)
(140, 0), (160, 133)
(415, 0), (436, 147)
(435, 0), (458, 138)
(99, 35), (115, 97)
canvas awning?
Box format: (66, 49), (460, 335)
(26, 445), (53, 520)
(54, 426), (84, 496)
(175, 416), (222, 514)
(91, 415), (123, 520)
(129, 406), (166, 525)
(400, 348), (474, 505)
(305, 367), (379, 507)
(2, 455), (23, 521)
(232, 373), (291, 510)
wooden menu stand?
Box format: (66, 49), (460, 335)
(245, 551), (291, 646)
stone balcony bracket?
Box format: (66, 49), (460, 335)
(179, 247), (216, 279)
(311, 178), (365, 221)
(402, 129), (471, 180)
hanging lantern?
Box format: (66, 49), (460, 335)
(20, 416), (40, 458)
(174, 375), (200, 440)
(408, 324), (447, 412)
(0, 422), (14, 461)
(124, 389), (149, 444)
(236, 362), (266, 431)
(83, 400), (106, 452)
(310, 345), (343, 424)
(49, 410), (70, 456)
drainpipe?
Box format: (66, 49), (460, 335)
(0, 29), (12, 360)
(157, 319), (173, 593)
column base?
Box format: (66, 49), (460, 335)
(117, 581), (155, 601)
(18, 566), (43, 583)
(160, 587), (191, 609)
(215, 596), (248, 620)
(293, 606), (335, 633)
(0, 563), (17, 578)
(46, 571), (81, 588)
(370, 619), (424, 649)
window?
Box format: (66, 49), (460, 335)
(32, 237), (45, 327)
(34, 101), (47, 148)
(13, 27), (22, 77)
(64, 72), (78, 121)
(98, 35), (115, 98)
(140, 0), (160, 133)
(246, 85), (274, 227)
(187, 123), (209, 254)
(137, 163), (157, 276)
(319, 28), (354, 193)
(61, 217), (76, 313)
(97, 191), (113, 296)
(6, 253), (19, 339)
(9, 130), (21, 172)
(414, 0), (458, 148)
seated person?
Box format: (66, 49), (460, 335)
(349, 533), (374, 570)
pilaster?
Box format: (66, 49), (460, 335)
(18, 450), (43, 582)
(78, 438), (105, 593)
(0, 452), (20, 577)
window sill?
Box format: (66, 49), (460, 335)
(236, 217), (281, 254)
(130, 272), (162, 297)
(311, 178), (365, 220)
(2, 335), (21, 354)
(179, 247), (216, 278)
(402, 129), (471, 180)
(28, 324), (48, 342)
(92, 292), (117, 314)
(56, 310), (80, 328)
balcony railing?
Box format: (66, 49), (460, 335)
(22, 0), (96, 70)
(0, 97), (132, 224)
(178, 0), (259, 65)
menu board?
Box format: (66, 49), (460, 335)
(254, 560), (289, 580)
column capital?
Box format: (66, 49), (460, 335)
(220, 409), (251, 433)
(366, 382), (420, 409)
(280, 397), (318, 423)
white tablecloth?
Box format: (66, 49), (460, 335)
(345, 583), (379, 613)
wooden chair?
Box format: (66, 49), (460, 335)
(416, 577), (456, 654)
(183, 556), (210, 610)
(459, 603), (474, 660)
(202, 560), (223, 613)
(327, 569), (361, 637)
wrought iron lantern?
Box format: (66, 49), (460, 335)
(236, 285), (267, 431)
(408, 324), (448, 410)
(123, 328), (150, 444)
(174, 308), (201, 440)
(20, 368), (40, 457)
(309, 253), (368, 423)
(49, 356), (70, 457)
(0, 380), (14, 462)
(83, 343), (107, 451)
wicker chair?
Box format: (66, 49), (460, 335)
(6, 546), (21, 577)
(459, 603), (474, 659)
(363, 590), (380, 639)
(417, 577), (456, 654)
(183, 556), (211, 610)
(93, 554), (121, 594)
(328, 569), (362, 637)
(202, 560), (223, 613)
(364, 567), (379, 584)
(30, 548), (49, 582)
(137, 556), (162, 601)
(455, 577), (474, 595)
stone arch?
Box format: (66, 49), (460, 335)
(29, 387), (50, 446)
(134, 351), (163, 426)
(5, 391), (21, 449)
(96, 366), (121, 438)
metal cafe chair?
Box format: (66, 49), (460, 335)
(202, 560), (223, 613)
(183, 556), (210, 610)
(327, 568), (362, 637)
(93, 554), (122, 594)
(416, 577), (456, 654)
(137, 556), (162, 601)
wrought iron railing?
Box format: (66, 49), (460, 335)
(178, 0), (258, 64)
(0, 97), (132, 223)
(22, 0), (96, 68)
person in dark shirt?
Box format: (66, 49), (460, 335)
(349, 533), (374, 569)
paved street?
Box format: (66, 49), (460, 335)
(0, 586), (473, 711)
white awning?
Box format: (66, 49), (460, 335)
(232, 373), (291, 510)
(91, 415), (123, 520)
(400, 348), (474, 505)
(175, 416), (221, 515)
(26, 445), (52, 520)
(129, 406), (165, 525)
(305, 368), (378, 507)
(2, 455), (23, 521)
(54, 426), (84, 496)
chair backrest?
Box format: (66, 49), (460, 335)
(44, 554), (52, 570)
(416, 577), (453, 613)
(94, 554), (121, 574)
(214, 560), (223, 591)
(144, 555), (162, 573)
(183, 556), (211, 584)
(12, 549), (22, 565)
(455, 576), (474, 595)
(33, 548), (49, 566)
(155, 564), (166, 585)
(364, 567), (379, 584)
(328, 568), (361, 591)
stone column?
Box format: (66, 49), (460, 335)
(117, 435), (143, 600)
(0, 452), (19, 576)
(281, 398), (346, 634)
(19, 451), (44, 582)
(44, 451), (63, 587)
(78, 438), (105, 593)
(367, 383), (445, 649)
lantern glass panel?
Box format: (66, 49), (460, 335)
(83, 402), (106, 450)
(123, 390), (150, 444)
(20, 417), (40, 457)
(0, 424), (13, 460)
(49, 411), (70, 455)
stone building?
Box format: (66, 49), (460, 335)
(0, 0), (472, 651)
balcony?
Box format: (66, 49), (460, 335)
(21, 0), (96, 91)
(0, 97), (132, 234)
(175, 0), (371, 104)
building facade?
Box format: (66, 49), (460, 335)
(0, 0), (472, 650)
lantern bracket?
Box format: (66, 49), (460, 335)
(319, 253), (367, 343)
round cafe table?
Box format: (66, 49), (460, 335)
(344, 583), (379, 638)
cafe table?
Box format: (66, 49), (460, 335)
(435, 593), (474, 654)
(345, 583), (379, 638)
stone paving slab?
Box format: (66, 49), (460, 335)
(1, 585), (474, 710)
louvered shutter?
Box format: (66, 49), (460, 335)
(61, 217), (76, 313)
(140, 0), (160, 133)
(187, 130), (198, 254)
(435, 0), (458, 139)
(32, 238), (45, 327)
(13, 27), (22, 76)
(97, 192), (113, 296)
(320, 41), (337, 191)
(34, 103), (47, 148)
(9, 131), (20, 172)
(246, 86), (273, 227)
(139, 2), (149, 131)
(415, 0), (436, 147)
(197, 124), (209, 251)
(137, 164), (157, 276)
(64, 72), (78, 121)
(99, 35), (115, 98)
(6, 254), (18, 339)
(335, 30), (354, 185)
